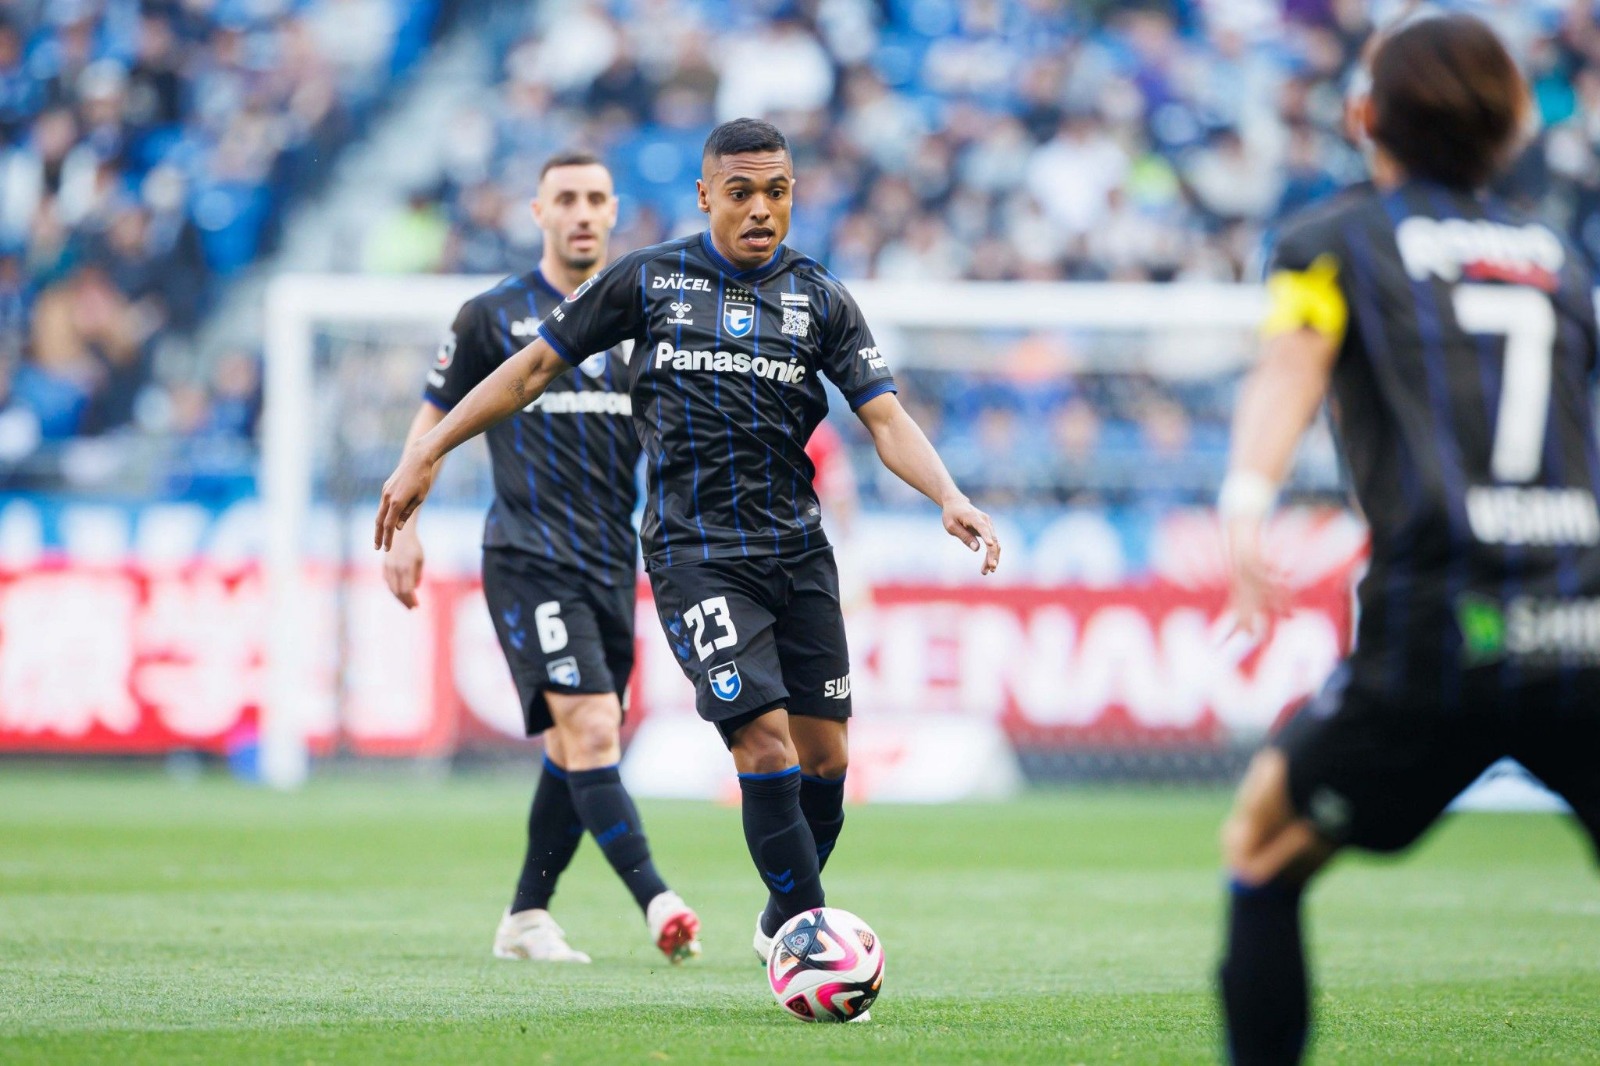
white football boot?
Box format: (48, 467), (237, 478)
(492, 908), (591, 963)
(646, 890), (702, 963)
(753, 910), (774, 963)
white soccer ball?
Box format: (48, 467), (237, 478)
(766, 907), (884, 1023)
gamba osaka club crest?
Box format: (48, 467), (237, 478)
(724, 301), (756, 338)
(709, 661), (742, 701)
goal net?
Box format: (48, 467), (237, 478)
(259, 274), (1358, 791)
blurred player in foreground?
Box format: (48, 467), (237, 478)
(383, 152), (699, 964)
(375, 119), (999, 1002)
(1217, 14), (1600, 1064)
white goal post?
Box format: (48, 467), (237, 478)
(258, 274), (1270, 789)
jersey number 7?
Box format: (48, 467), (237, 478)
(1452, 284), (1556, 484)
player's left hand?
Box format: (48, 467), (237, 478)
(942, 495), (1001, 575)
(1224, 515), (1289, 636)
(375, 443), (437, 551)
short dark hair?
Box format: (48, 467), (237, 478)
(1369, 13), (1527, 190)
(539, 150), (606, 181)
(702, 118), (788, 162)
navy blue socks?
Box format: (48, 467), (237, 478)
(1219, 877), (1310, 1066)
(511, 756), (585, 914)
(740, 767), (825, 936)
(799, 772), (846, 870)
(567, 763), (668, 913)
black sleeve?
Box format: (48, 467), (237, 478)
(1266, 209), (1339, 276)
(818, 279), (897, 410)
(424, 298), (501, 410)
(537, 250), (647, 365)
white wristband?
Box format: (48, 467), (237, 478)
(1217, 471), (1278, 520)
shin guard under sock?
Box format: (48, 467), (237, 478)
(799, 772), (846, 870)
(567, 764), (668, 913)
(740, 767), (824, 936)
(1219, 877), (1309, 1066)
(510, 756), (585, 914)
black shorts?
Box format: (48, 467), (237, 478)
(647, 546), (852, 745)
(482, 548), (635, 736)
(1275, 665), (1600, 855)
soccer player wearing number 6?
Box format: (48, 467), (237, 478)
(375, 119), (1000, 986)
(1217, 14), (1600, 1065)
(382, 152), (699, 966)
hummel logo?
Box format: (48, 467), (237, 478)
(666, 300), (694, 325)
(670, 302), (692, 317)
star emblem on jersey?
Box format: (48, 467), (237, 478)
(547, 656), (581, 687)
(724, 301), (755, 338)
(781, 307), (810, 338)
(709, 661), (742, 701)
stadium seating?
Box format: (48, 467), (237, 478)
(3, 0), (1594, 503)
(0, 0), (440, 478)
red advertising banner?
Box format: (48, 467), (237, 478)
(0, 562), (1355, 755)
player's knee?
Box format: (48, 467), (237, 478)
(550, 694), (622, 767)
(1222, 750), (1297, 881)
(730, 712), (797, 775)
(804, 751), (848, 780)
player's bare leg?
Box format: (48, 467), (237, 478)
(1218, 750), (1338, 1066)
(731, 709), (826, 961)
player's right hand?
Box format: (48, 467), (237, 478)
(1224, 515), (1289, 636)
(382, 526), (425, 609)
(942, 495), (1001, 575)
(375, 443), (437, 551)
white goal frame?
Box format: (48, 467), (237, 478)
(259, 274), (1269, 789)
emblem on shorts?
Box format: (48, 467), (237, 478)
(547, 656), (581, 687)
(709, 661), (742, 702)
(724, 301), (755, 338)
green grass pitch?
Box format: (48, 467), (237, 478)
(2, 768), (1597, 1064)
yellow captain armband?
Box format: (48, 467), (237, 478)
(1261, 253), (1348, 345)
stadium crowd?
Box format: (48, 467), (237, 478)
(0, 0), (439, 479)
(3, 0), (1596, 504)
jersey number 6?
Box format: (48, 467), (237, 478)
(1452, 284), (1556, 484)
(535, 601), (568, 654)
(683, 596), (738, 662)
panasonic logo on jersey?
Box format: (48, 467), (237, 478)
(652, 342), (807, 384)
(526, 392), (633, 415)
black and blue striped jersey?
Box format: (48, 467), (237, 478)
(425, 268), (640, 587)
(537, 232), (896, 567)
(1266, 182), (1600, 697)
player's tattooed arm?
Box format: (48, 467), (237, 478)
(855, 392), (1001, 575)
(375, 337), (572, 550)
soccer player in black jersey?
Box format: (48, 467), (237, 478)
(382, 152), (700, 966)
(376, 119), (1000, 1000)
(1216, 15), (1600, 1064)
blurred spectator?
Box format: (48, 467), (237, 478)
(364, 190), (450, 274)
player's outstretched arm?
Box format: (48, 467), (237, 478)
(854, 392), (1000, 575)
(1220, 326), (1338, 632)
(382, 402), (447, 608)
(375, 337), (571, 550)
